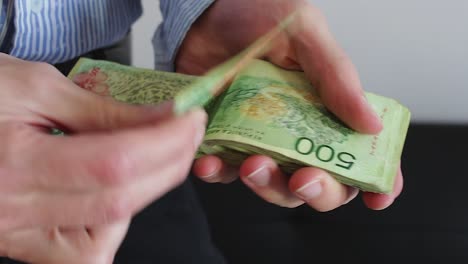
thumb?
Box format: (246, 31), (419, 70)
(35, 76), (176, 133)
(290, 5), (382, 134)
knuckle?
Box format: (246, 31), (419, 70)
(88, 149), (133, 186)
(89, 100), (121, 130)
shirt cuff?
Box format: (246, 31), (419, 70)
(152, 0), (215, 72)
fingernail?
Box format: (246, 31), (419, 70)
(199, 171), (219, 182)
(189, 108), (207, 149)
(200, 170), (217, 179)
(295, 180), (322, 200)
(246, 166), (271, 187)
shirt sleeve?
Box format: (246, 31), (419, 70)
(152, 0), (215, 72)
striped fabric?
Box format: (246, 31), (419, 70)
(1, 0), (215, 70)
(0, 0), (8, 45)
(153, 0), (215, 71)
(9, 0), (142, 64)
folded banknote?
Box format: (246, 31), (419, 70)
(68, 58), (410, 194)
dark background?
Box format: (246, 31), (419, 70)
(117, 123), (468, 264)
(190, 124), (468, 263)
(3, 124), (467, 264)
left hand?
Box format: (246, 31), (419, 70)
(175, 0), (403, 211)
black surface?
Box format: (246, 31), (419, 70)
(115, 180), (227, 264)
(2, 124), (467, 264)
(192, 124), (468, 263)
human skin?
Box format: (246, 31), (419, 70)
(0, 54), (207, 263)
(176, 0), (403, 212)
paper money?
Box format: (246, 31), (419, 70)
(68, 58), (410, 194)
(173, 11), (298, 115)
(198, 60), (410, 193)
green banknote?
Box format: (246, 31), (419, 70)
(68, 58), (410, 194)
(173, 11), (297, 115)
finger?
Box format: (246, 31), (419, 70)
(5, 145), (196, 229)
(290, 6), (382, 134)
(0, 57), (171, 132)
(362, 167), (404, 210)
(288, 167), (358, 212)
(264, 35), (302, 71)
(192, 155), (238, 184)
(239, 155), (303, 208)
(25, 68), (176, 133)
(3, 109), (206, 191)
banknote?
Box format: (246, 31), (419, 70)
(173, 11), (297, 115)
(68, 58), (410, 194)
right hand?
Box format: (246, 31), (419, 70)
(0, 53), (207, 263)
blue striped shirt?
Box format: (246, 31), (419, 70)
(153, 0), (215, 71)
(0, 0), (214, 70)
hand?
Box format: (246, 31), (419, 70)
(175, 0), (403, 211)
(0, 53), (207, 263)
(0, 220), (130, 264)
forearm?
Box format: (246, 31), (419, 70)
(153, 0), (215, 72)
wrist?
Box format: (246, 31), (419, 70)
(153, 0), (216, 72)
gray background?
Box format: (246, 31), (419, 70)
(131, 0), (468, 123)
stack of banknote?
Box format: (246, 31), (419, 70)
(68, 58), (410, 194)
